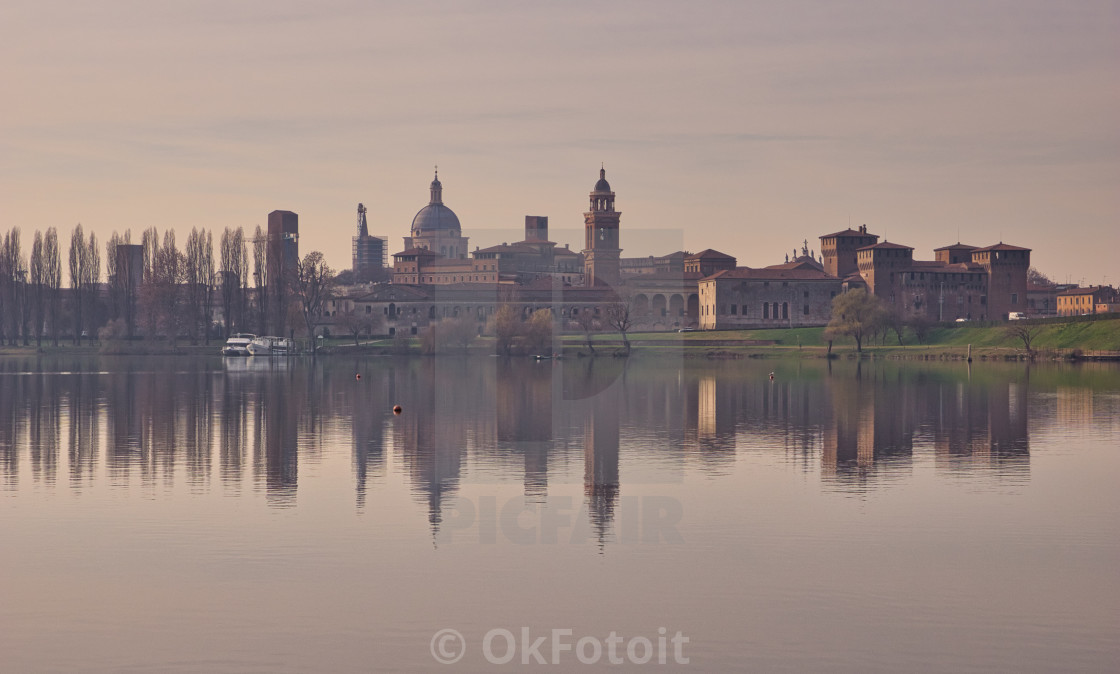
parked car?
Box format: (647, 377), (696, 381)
(1008, 312), (1026, 320)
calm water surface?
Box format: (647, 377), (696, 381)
(1, 355), (1118, 672)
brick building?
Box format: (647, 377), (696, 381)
(697, 263), (841, 330)
(822, 227), (1030, 322)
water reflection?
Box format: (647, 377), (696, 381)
(2, 356), (1118, 543)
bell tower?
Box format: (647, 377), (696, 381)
(583, 166), (621, 286)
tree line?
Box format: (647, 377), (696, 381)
(0, 223), (334, 347)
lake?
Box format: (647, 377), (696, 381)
(1, 354), (1118, 672)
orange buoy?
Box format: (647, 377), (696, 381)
(393, 405), (402, 415)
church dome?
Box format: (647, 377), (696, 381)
(411, 203), (460, 232)
(593, 167), (611, 192)
(411, 170), (461, 232)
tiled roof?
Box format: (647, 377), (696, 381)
(629, 270), (705, 281)
(1058, 286), (1108, 296)
(686, 248), (735, 260)
(820, 228), (878, 239)
(858, 241), (913, 251)
(474, 243), (539, 254)
(706, 267), (836, 281)
(393, 247), (438, 257)
(766, 257), (824, 272)
(356, 284), (432, 301)
(972, 243), (1031, 252)
(932, 242), (978, 251)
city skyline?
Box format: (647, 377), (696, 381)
(3, 1), (1117, 285)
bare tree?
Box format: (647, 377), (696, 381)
(1007, 323), (1043, 359)
(219, 227), (238, 336)
(252, 225), (267, 335)
(29, 231), (45, 346)
(292, 251), (335, 353)
(44, 228), (62, 346)
(604, 289), (636, 356)
(422, 316), (478, 354)
(85, 231), (100, 340)
(6, 229), (29, 345)
(907, 313), (933, 345)
(184, 228), (206, 343)
(574, 307), (600, 355)
(105, 232), (121, 322)
(524, 308), (553, 355)
(0, 231), (10, 345)
(157, 231), (184, 342)
(69, 224), (86, 344)
(1027, 267), (1055, 287)
(140, 227), (159, 337)
(338, 305), (379, 346)
(201, 230), (215, 344)
(0, 230), (13, 345)
(490, 304), (520, 356)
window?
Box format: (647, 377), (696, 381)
(803, 304), (810, 315)
(730, 305), (737, 315)
(1011, 293), (1018, 305)
(763, 302), (770, 319)
(803, 291), (809, 299)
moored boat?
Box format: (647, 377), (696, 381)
(247, 336), (295, 356)
(221, 333), (256, 356)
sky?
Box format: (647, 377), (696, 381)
(2, 0), (1118, 285)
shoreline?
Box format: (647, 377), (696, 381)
(3, 316), (1118, 362)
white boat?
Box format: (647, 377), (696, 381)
(247, 336), (295, 356)
(221, 333), (256, 356)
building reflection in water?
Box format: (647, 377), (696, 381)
(930, 374), (1029, 477)
(821, 364), (1030, 489)
(394, 359), (467, 538)
(566, 360), (622, 546)
(351, 360), (387, 513)
(261, 372), (298, 507)
(822, 364), (916, 488)
(496, 359), (553, 502)
(0, 356), (1071, 539)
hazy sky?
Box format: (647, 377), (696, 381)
(2, 1), (1118, 284)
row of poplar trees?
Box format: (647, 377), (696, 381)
(0, 223), (268, 346)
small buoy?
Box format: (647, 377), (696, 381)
(393, 405), (402, 415)
(769, 372), (775, 381)
(355, 373), (361, 381)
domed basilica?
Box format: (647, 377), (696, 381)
(402, 169), (469, 260)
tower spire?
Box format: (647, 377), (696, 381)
(429, 167), (443, 205)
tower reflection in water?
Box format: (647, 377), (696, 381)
(0, 356), (1083, 547)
